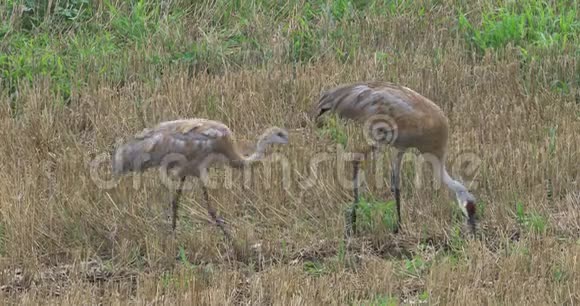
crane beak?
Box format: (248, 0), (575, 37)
(310, 105), (331, 128)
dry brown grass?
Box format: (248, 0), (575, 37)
(1, 4), (579, 305)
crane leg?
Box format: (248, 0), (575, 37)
(369, 144), (379, 190)
(346, 159), (361, 237)
(390, 150), (405, 233)
(171, 176), (186, 231)
(203, 186), (232, 240)
(468, 215), (477, 235)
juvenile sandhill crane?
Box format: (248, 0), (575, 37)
(112, 118), (289, 238)
(312, 81), (477, 235)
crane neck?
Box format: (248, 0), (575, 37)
(441, 166), (468, 195)
(246, 134), (271, 162)
(226, 132), (271, 169)
(245, 149), (264, 162)
(232, 134), (269, 166)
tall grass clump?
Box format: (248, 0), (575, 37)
(458, 0), (579, 53)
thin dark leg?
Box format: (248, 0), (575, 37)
(468, 216), (477, 236)
(171, 176), (186, 231)
(391, 167), (401, 234)
(394, 183), (401, 233)
(467, 204), (477, 236)
(346, 159), (361, 237)
(203, 186), (232, 240)
(390, 150), (405, 234)
(369, 144), (378, 192)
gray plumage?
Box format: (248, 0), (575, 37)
(112, 118), (289, 235)
(313, 81), (477, 235)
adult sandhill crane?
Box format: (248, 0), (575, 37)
(111, 118), (289, 238)
(312, 81), (477, 235)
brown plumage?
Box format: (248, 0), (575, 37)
(313, 81), (477, 235)
(112, 118), (289, 237)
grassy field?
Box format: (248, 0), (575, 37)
(0, 0), (579, 304)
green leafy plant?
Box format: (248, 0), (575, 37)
(357, 197), (398, 232)
(458, 1), (579, 53)
(396, 255), (430, 280)
(318, 115), (348, 147)
(359, 295), (399, 306)
(303, 260), (326, 277)
(552, 265), (568, 283)
(515, 201), (548, 234)
(178, 245), (196, 270)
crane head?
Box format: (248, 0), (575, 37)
(457, 190), (477, 230)
(311, 91), (336, 127)
(261, 127), (290, 145)
(311, 106), (331, 128)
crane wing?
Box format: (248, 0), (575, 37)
(112, 119), (232, 175)
(314, 82), (418, 121)
(313, 81), (449, 156)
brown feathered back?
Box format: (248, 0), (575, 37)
(112, 118), (236, 176)
(314, 81), (450, 159)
